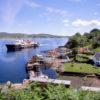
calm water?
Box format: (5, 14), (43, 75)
(0, 38), (68, 83)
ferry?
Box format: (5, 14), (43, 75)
(6, 40), (39, 51)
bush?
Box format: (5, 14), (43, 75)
(0, 83), (100, 100)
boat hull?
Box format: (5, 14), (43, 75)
(6, 43), (39, 51)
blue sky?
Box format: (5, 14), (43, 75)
(0, 0), (100, 36)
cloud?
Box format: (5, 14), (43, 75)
(69, 0), (81, 2)
(68, 0), (85, 2)
(1, 0), (42, 23)
(26, 0), (41, 8)
(63, 19), (69, 26)
(46, 7), (54, 13)
(1, 0), (25, 22)
(46, 7), (68, 17)
(26, 1), (68, 18)
(97, 3), (100, 7)
(72, 19), (100, 27)
(94, 12), (99, 16)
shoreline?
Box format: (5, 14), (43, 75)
(0, 46), (100, 90)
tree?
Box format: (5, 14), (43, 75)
(90, 28), (100, 33)
(66, 37), (78, 49)
(74, 32), (81, 37)
(66, 28), (100, 49)
(89, 29), (100, 48)
(92, 36), (100, 48)
(66, 33), (88, 49)
(72, 48), (78, 61)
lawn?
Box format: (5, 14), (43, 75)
(93, 47), (100, 53)
(64, 63), (100, 74)
(76, 54), (90, 62)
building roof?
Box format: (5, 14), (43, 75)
(94, 52), (100, 60)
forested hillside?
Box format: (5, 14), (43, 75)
(0, 32), (66, 38)
(65, 28), (100, 50)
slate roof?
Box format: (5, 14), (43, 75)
(94, 52), (100, 60)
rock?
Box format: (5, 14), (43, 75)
(1, 86), (9, 94)
(6, 81), (11, 86)
(23, 79), (30, 85)
(6, 81), (12, 88)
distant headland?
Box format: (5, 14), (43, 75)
(0, 32), (67, 38)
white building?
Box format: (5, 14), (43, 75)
(93, 52), (100, 66)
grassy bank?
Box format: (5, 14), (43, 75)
(76, 54), (90, 63)
(0, 83), (100, 100)
(64, 63), (100, 74)
(93, 47), (100, 53)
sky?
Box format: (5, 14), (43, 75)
(0, 0), (100, 36)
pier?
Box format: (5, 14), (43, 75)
(30, 77), (71, 86)
(26, 55), (71, 86)
(81, 86), (100, 92)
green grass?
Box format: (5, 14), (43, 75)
(76, 54), (90, 62)
(93, 47), (100, 53)
(64, 63), (100, 74)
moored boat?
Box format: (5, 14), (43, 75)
(6, 40), (39, 51)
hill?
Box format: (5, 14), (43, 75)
(0, 32), (67, 38)
(65, 28), (100, 50)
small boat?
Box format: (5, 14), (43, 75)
(6, 40), (39, 51)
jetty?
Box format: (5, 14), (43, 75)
(30, 77), (71, 86)
(81, 86), (100, 92)
(26, 55), (49, 78)
(26, 54), (71, 86)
